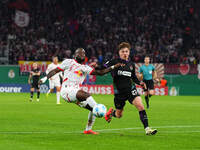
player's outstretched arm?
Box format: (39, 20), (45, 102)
(46, 68), (61, 79)
(39, 68), (61, 84)
(91, 63), (124, 76)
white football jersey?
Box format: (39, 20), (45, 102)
(46, 63), (61, 80)
(57, 59), (94, 87)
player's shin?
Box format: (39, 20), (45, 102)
(30, 91), (33, 98)
(30, 91), (33, 101)
(85, 111), (96, 131)
(112, 110), (117, 117)
(139, 110), (149, 129)
(47, 89), (51, 94)
(56, 92), (60, 104)
(37, 91), (40, 99)
(82, 97), (99, 134)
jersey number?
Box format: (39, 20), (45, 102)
(131, 89), (138, 96)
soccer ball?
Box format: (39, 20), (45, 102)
(93, 104), (107, 118)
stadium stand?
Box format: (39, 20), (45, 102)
(0, 0), (200, 64)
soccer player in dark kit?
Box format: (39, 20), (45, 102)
(28, 62), (41, 102)
(104, 42), (157, 135)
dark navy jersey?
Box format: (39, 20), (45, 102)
(104, 58), (140, 94)
(31, 68), (40, 84)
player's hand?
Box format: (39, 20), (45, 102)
(155, 78), (160, 83)
(39, 76), (47, 84)
(114, 63), (125, 69)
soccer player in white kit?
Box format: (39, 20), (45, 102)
(46, 56), (63, 104)
(39, 48), (123, 134)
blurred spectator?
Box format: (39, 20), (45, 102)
(160, 77), (168, 87)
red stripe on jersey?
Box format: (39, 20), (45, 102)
(66, 93), (71, 102)
(63, 78), (68, 82)
(57, 67), (64, 71)
(89, 68), (95, 75)
(74, 59), (78, 63)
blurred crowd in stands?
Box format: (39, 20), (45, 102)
(0, 0), (200, 65)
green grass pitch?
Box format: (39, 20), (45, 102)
(0, 93), (200, 150)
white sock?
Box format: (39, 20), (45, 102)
(85, 111), (96, 131)
(85, 96), (97, 108)
(47, 89), (51, 94)
(56, 92), (60, 103)
(145, 127), (150, 131)
(78, 96), (97, 108)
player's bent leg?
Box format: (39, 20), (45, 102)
(60, 88), (99, 134)
(132, 96), (144, 111)
(105, 96), (126, 123)
(76, 90), (100, 134)
(83, 111), (99, 135)
(132, 96), (157, 135)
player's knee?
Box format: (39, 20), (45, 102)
(76, 90), (91, 101)
(137, 104), (145, 111)
(116, 112), (123, 118)
(140, 105), (145, 111)
(133, 97), (144, 111)
(149, 90), (154, 95)
(56, 87), (61, 92)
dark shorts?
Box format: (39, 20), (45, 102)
(31, 82), (40, 90)
(143, 79), (154, 91)
(114, 87), (140, 109)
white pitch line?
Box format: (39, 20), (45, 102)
(95, 125), (200, 132)
(0, 125), (200, 134)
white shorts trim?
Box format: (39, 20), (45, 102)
(49, 79), (61, 89)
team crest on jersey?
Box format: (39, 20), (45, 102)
(74, 70), (83, 77)
(130, 65), (133, 70)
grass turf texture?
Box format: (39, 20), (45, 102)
(0, 93), (200, 150)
